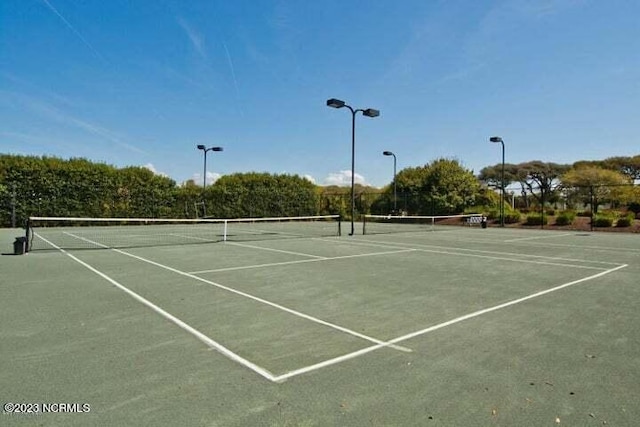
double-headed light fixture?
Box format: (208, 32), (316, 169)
(196, 144), (223, 190)
(326, 98), (379, 235)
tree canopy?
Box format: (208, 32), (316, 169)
(1, 152), (639, 227)
(391, 158), (480, 215)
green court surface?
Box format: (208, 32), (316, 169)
(1, 225), (639, 426)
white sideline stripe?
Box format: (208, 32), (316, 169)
(319, 238), (612, 271)
(226, 241), (326, 259)
(189, 249), (416, 274)
(168, 233), (327, 259)
(63, 232), (412, 354)
(385, 263), (629, 345)
(396, 234), (640, 255)
(357, 237), (623, 266)
(35, 233), (277, 382)
(503, 233), (573, 242)
(273, 263), (628, 381)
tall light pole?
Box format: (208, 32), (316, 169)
(326, 98), (379, 235)
(383, 151), (397, 213)
(489, 136), (505, 227)
(196, 144), (223, 217)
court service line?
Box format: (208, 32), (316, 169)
(318, 238), (614, 270)
(169, 233), (332, 260)
(225, 241), (326, 259)
(272, 262), (628, 382)
(189, 249), (416, 274)
(36, 233), (278, 382)
(365, 232), (640, 255)
(62, 232), (412, 354)
(341, 237), (623, 266)
(503, 233), (574, 243)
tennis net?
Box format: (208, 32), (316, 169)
(26, 215), (341, 251)
(363, 214), (483, 235)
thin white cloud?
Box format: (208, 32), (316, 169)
(40, 0), (106, 62)
(324, 170), (367, 186)
(8, 91), (146, 155)
(223, 41), (244, 117)
(177, 17), (207, 60)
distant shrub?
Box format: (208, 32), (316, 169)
(577, 211), (592, 217)
(504, 212), (521, 224)
(546, 208), (555, 216)
(525, 214), (548, 226)
(593, 216), (613, 227)
(485, 208), (500, 220)
(616, 214), (635, 228)
(555, 211), (576, 226)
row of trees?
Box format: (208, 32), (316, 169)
(1, 154), (639, 227)
(478, 156), (640, 214)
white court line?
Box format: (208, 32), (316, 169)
(386, 236), (636, 263)
(62, 232), (412, 353)
(226, 241), (326, 259)
(36, 233), (277, 382)
(189, 249), (416, 274)
(378, 231), (640, 255)
(272, 262), (628, 382)
(340, 237), (623, 266)
(503, 233), (574, 243)
(318, 238), (615, 270)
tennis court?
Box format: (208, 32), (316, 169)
(2, 218), (639, 426)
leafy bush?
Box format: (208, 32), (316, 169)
(616, 214), (635, 228)
(593, 216), (613, 227)
(577, 211), (592, 217)
(546, 208), (555, 216)
(485, 208), (500, 221)
(504, 212), (521, 224)
(555, 210), (576, 226)
(525, 214), (548, 226)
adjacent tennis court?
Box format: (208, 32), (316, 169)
(2, 219), (639, 426)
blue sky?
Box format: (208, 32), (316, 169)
(1, 0), (638, 188)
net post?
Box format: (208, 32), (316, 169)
(431, 216), (435, 232)
(362, 214), (367, 235)
(223, 220), (228, 242)
(25, 217), (31, 252)
(338, 215), (341, 236)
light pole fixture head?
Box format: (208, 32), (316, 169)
(211, 146), (223, 152)
(197, 144), (206, 150)
(326, 98), (345, 109)
(383, 151), (394, 156)
(489, 136), (503, 143)
(363, 108), (380, 118)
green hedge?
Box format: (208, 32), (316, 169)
(555, 210), (576, 226)
(616, 214), (635, 228)
(504, 212), (521, 224)
(593, 216), (613, 227)
(525, 214), (548, 226)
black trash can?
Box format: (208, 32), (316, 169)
(481, 216), (487, 229)
(13, 236), (27, 255)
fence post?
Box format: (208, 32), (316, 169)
(589, 185), (594, 231)
(541, 187), (545, 229)
(11, 182), (16, 228)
